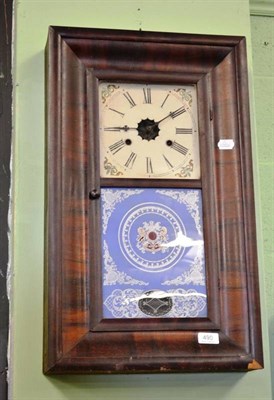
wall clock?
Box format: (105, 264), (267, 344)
(44, 26), (263, 373)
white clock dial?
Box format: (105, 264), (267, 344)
(99, 82), (200, 179)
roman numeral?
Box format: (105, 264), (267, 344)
(161, 93), (170, 108)
(124, 152), (137, 168)
(123, 92), (136, 108)
(163, 155), (173, 169)
(143, 87), (152, 104)
(170, 141), (188, 156)
(109, 139), (126, 154)
(109, 107), (125, 117)
(146, 157), (153, 174)
(176, 128), (193, 134)
(170, 106), (186, 119)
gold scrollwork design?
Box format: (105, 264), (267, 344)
(175, 159), (194, 178)
(175, 88), (193, 106)
(101, 84), (120, 104)
(104, 157), (123, 176)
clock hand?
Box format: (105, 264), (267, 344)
(104, 125), (137, 132)
(136, 106), (186, 141)
(155, 106), (186, 125)
(105, 106), (186, 133)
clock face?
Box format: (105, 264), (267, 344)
(99, 82), (200, 179)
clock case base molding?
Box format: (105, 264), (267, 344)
(44, 26), (263, 374)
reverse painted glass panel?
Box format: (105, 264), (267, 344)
(101, 188), (207, 319)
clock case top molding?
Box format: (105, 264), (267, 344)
(44, 26), (263, 374)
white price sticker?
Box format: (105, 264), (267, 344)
(198, 332), (219, 345)
(218, 139), (235, 150)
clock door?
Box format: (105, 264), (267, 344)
(98, 81), (206, 324)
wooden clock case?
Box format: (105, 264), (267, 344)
(44, 26), (263, 374)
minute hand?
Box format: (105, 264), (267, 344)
(156, 106), (186, 124)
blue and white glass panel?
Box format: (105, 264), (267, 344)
(101, 188), (207, 319)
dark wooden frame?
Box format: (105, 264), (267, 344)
(0, 0), (13, 396)
(44, 26), (263, 374)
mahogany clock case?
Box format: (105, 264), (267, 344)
(44, 26), (263, 374)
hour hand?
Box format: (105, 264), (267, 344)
(104, 125), (137, 132)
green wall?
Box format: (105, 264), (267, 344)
(251, 14), (274, 396)
(12, 1), (272, 399)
